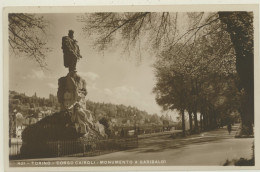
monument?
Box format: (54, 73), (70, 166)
(20, 30), (106, 158)
(58, 30), (105, 137)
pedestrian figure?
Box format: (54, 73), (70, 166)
(227, 123), (232, 135)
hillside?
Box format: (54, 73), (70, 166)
(9, 90), (175, 135)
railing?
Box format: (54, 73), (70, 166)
(9, 136), (138, 159)
(47, 137), (138, 157)
(9, 141), (22, 156)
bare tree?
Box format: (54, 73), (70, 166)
(8, 13), (51, 68)
(80, 12), (220, 53)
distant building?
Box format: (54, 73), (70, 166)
(128, 130), (135, 136)
(15, 112), (25, 139)
(38, 112), (43, 121)
(16, 125), (25, 139)
(49, 94), (58, 103)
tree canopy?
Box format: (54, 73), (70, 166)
(80, 11), (254, 135)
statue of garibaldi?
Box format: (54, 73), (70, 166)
(62, 30), (82, 72)
(58, 30), (106, 137)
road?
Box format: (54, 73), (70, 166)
(10, 123), (254, 166)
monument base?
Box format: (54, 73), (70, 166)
(20, 72), (106, 158)
(57, 72), (106, 137)
(20, 111), (105, 158)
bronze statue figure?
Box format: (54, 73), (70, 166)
(62, 30), (82, 72)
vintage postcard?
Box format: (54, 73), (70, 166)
(2, 4), (260, 172)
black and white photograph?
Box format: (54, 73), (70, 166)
(3, 4), (259, 171)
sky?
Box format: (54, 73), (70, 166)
(9, 13), (168, 116)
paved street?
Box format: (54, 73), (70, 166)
(10, 124), (254, 166)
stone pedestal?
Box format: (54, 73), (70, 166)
(57, 72), (87, 111)
(57, 72), (106, 137)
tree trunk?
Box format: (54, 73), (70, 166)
(181, 109), (186, 137)
(208, 111), (212, 129)
(212, 110), (218, 129)
(203, 113), (208, 131)
(188, 111), (193, 133)
(240, 92), (254, 135)
(218, 12), (254, 135)
(193, 111), (198, 133)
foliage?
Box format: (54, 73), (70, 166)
(152, 18), (242, 132)
(9, 90), (174, 139)
(85, 100), (173, 128)
(99, 117), (112, 136)
(218, 12), (254, 135)
(9, 90), (59, 116)
(81, 11), (254, 135)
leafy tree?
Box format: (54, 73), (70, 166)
(153, 18), (240, 133)
(150, 114), (161, 124)
(99, 117), (111, 136)
(81, 12), (254, 135)
(121, 119), (127, 124)
(218, 12), (254, 135)
(153, 66), (189, 135)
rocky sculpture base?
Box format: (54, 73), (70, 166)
(20, 111), (106, 158)
(20, 72), (106, 158)
(57, 72), (106, 138)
